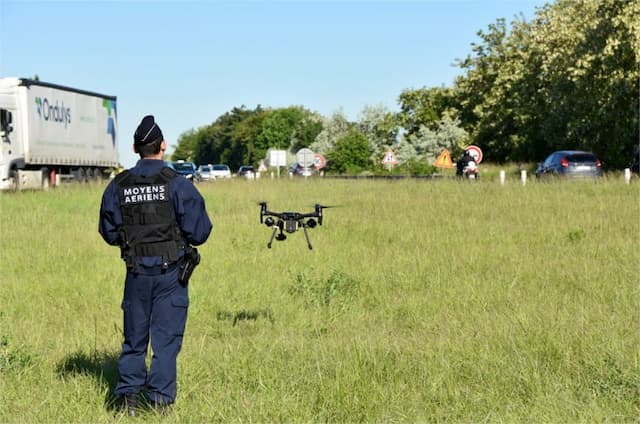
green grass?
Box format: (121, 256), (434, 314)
(0, 176), (638, 422)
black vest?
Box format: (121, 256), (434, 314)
(115, 167), (185, 267)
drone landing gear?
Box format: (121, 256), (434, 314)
(266, 225), (313, 250)
(302, 224), (313, 250)
(267, 226), (287, 249)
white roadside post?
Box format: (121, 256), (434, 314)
(521, 170), (527, 186)
(624, 168), (631, 184)
(499, 170), (506, 185)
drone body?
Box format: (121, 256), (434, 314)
(259, 202), (328, 249)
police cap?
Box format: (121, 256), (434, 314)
(134, 115), (164, 146)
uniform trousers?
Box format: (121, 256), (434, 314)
(114, 262), (189, 404)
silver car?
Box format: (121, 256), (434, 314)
(197, 165), (214, 181)
(211, 164), (231, 179)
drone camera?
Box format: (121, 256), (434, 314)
(285, 219), (297, 233)
(264, 216), (275, 227)
(306, 218), (317, 228)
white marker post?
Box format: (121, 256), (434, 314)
(499, 170), (506, 185)
(624, 168), (631, 184)
(521, 170), (527, 186)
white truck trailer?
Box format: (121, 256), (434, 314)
(0, 77), (118, 190)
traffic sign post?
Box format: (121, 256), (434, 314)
(269, 149), (287, 178)
(434, 149), (454, 169)
(464, 145), (483, 164)
(382, 148), (399, 171)
(313, 153), (326, 170)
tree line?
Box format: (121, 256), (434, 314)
(172, 0), (639, 172)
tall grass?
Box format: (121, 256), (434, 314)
(0, 176), (638, 422)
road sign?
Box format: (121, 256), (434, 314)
(434, 148), (454, 168)
(313, 153), (326, 170)
(465, 145), (483, 164)
(269, 150), (287, 167)
(382, 149), (399, 165)
(296, 148), (315, 168)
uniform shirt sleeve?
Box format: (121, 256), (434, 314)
(98, 179), (122, 246)
(172, 178), (212, 246)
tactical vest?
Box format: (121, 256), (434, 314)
(115, 167), (185, 268)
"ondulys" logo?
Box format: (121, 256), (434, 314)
(35, 97), (71, 128)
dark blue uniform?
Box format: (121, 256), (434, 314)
(99, 158), (212, 405)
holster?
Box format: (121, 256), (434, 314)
(178, 246), (201, 285)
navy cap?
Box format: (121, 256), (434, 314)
(134, 115), (163, 146)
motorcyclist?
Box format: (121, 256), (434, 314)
(456, 151), (474, 176)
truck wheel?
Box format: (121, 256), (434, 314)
(8, 170), (17, 191)
(41, 169), (50, 191)
(91, 168), (101, 182)
(77, 168), (87, 183)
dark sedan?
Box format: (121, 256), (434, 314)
(169, 161), (199, 181)
(535, 150), (603, 179)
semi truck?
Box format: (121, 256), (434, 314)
(0, 77), (118, 190)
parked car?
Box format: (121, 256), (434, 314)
(237, 165), (255, 179)
(211, 164), (231, 179)
(197, 164), (214, 181)
(169, 161), (198, 181)
(289, 162), (315, 177)
(535, 150), (603, 179)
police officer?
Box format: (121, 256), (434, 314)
(99, 115), (212, 415)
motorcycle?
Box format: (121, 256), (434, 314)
(462, 160), (479, 179)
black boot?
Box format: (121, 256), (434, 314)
(123, 393), (141, 417)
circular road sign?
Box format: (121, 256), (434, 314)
(313, 153), (326, 169)
(296, 148), (315, 168)
(464, 145), (483, 164)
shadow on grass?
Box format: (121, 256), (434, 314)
(56, 350), (120, 411)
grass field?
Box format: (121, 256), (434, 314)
(1, 175), (638, 422)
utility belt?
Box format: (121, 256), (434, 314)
(121, 238), (182, 268)
(121, 241), (200, 285)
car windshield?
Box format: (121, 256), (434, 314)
(199, 166), (211, 172)
(213, 165), (229, 171)
(173, 163), (195, 171)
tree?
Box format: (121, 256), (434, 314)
(408, 113), (469, 163)
(326, 129), (371, 174)
(171, 129), (199, 162)
(231, 107), (270, 166)
(192, 106), (256, 168)
(397, 86), (455, 138)
(358, 104), (399, 162)
(452, 0), (639, 166)
(523, 0), (639, 167)
(453, 17), (519, 162)
(257, 106), (323, 155)
(291, 111), (324, 152)
(310, 109), (353, 155)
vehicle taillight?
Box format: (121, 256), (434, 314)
(595, 160), (601, 167)
(560, 158), (569, 167)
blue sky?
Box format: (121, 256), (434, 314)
(0, 0), (545, 168)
